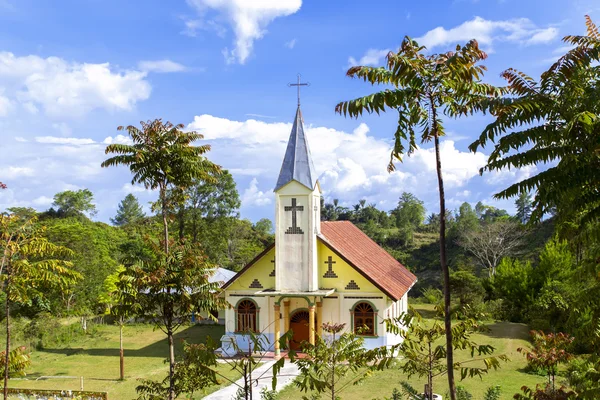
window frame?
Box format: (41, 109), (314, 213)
(350, 301), (378, 338)
(235, 298), (260, 334)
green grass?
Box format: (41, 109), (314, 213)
(278, 304), (547, 399)
(6, 323), (238, 400)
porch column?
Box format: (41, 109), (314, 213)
(316, 301), (323, 337)
(274, 304), (281, 358)
(283, 300), (290, 348)
(308, 304), (316, 345)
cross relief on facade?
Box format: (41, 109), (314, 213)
(284, 198), (304, 234)
(323, 256), (338, 278)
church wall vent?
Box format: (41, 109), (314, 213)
(249, 279), (263, 289)
(345, 280), (360, 290)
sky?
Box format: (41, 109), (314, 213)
(0, 0), (598, 224)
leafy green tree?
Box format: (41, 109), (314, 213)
(336, 37), (500, 400)
(294, 322), (393, 400)
(182, 170), (240, 243)
(102, 119), (220, 255)
(455, 203), (479, 235)
(386, 311), (507, 400)
(51, 189), (97, 218)
(111, 194), (145, 226)
(122, 238), (228, 400)
(392, 192), (425, 231)
(470, 16), (600, 233)
(449, 270), (484, 311)
(99, 265), (136, 380)
(489, 258), (535, 322)
(515, 192), (533, 225)
(0, 346), (31, 379)
(0, 215), (81, 399)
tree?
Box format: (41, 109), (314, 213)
(102, 119), (220, 255)
(393, 192), (426, 231)
(515, 192), (533, 225)
(0, 215), (81, 399)
(386, 310), (507, 400)
(99, 265), (136, 380)
(335, 37), (500, 400)
(183, 170), (240, 243)
(455, 203), (479, 234)
(294, 322), (393, 400)
(52, 189), (97, 218)
(459, 221), (525, 276)
(449, 270), (484, 311)
(515, 331), (576, 399)
(470, 16), (600, 233)
(122, 238), (228, 400)
(111, 194), (145, 226)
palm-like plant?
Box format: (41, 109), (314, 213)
(470, 16), (600, 234)
(336, 37), (501, 400)
(0, 215), (80, 399)
(101, 119), (220, 252)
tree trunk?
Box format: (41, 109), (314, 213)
(177, 205), (185, 243)
(160, 185), (169, 254)
(119, 320), (124, 380)
(168, 329), (175, 400)
(3, 277), (10, 400)
(433, 128), (456, 400)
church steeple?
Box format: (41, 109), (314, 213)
(274, 106), (317, 192)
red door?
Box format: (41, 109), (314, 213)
(289, 310), (310, 351)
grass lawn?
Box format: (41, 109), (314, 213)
(278, 304), (547, 399)
(6, 322), (238, 400)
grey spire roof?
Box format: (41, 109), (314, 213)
(274, 106), (317, 191)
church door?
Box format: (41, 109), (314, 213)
(289, 310), (310, 351)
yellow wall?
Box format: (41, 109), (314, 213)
(317, 240), (378, 292)
(226, 248), (276, 291)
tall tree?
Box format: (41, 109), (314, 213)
(335, 37), (500, 400)
(515, 192), (533, 225)
(101, 119), (220, 255)
(52, 189), (97, 218)
(122, 239), (228, 399)
(102, 119), (220, 400)
(111, 194), (145, 226)
(0, 215), (80, 399)
(470, 16), (600, 234)
(392, 192), (425, 230)
(459, 221), (525, 276)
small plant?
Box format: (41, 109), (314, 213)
(420, 287), (443, 305)
(294, 322), (394, 400)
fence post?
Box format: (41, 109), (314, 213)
(80, 376), (84, 391)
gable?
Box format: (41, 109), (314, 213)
(317, 241), (379, 293)
(222, 246), (275, 291)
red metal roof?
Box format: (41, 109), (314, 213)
(320, 221), (417, 301)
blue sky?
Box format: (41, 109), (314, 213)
(0, 0), (598, 223)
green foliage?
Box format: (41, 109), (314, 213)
(111, 194), (145, 226)
(294, 322), (394, 400)
(420, 287), (443, 305)
(488, 258), (534, 322)
(449, 271), (484, 313)
(385, 310), (508, 399)
(51, 189), (97, 218)
(0, 346), (31, 377)
(470, 16), (600, 234)
(392, 192), (426, 232)
(518, 331), (574, 391)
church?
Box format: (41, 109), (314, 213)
(221, 103), (417, 356)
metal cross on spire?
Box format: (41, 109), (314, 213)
(288, 73), (310, 107)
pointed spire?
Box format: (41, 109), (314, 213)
(274, 106), (317, 192)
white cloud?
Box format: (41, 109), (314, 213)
(0, 93), (12, 116)
(14, 136), (27, 142)
(32, 195), (53, 206)
(242, 178), (272, 206)
(0, 52), (151, 117)
(122, 183), (153, 194)
(186, 0), (302, 64)
(138, 60), (187, 73)
(188, 114), (492, 212)
(347, 48), (390, 67)
(52, 122), (72, 137)
(103, 135), (133, 145)
(285, 38), (296, 49)
(4, 166), (34, 179)
(415, 16), (558, 50)
(35, 136), (95, 145)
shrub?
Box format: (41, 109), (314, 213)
(420, 287), (442, 305)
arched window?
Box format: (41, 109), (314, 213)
(352, 302), (376, 336)
(236, 299), (258, 333)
